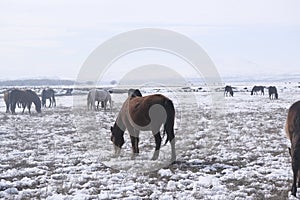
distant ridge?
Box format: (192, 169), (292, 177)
(0, 79), (75, 86)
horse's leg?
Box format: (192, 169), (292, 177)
(104, 100), (107, 112)
(127, 127), (139, 159)
(49, 99), (52, 108)
(28, 104), (31, 114)
(52, 96), (56, 107)
(298, 169), (300, 188)
(5, 103), (9, 113)
(292, 161), (299, 196)
(22, 104), (26, 114)
(110, 99), (112, 112)
(97, 101), (100, 110)
(130, 135), (139, 159)
(11, 102), (16, 114)
(93, 101), (96, 110)
(151, 131), (162, 160)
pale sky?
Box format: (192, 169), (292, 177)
(0, 0), (299, 81)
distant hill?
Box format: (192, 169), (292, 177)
(0, 79), (76, 86)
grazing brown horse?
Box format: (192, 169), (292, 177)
(251, 86), (265, 95)
(224, 85), (234, 97)
(268, 86), (278, 99)
(110, 94), (176, 161)
(286, 100), (300, 196)
(9, 89), (41, 114)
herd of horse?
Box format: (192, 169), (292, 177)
(4, 88), (57, 114)
(224, 85), (279, 99)
(3, 85), (300, 196)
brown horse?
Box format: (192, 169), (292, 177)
(224, 85), (234, 97)
(4, 90), (24, 113)
(286, 100), (300, 196)
(251, 86), (265, 95)
(9, 89), (41, 114)
(110, 94), (176, 161)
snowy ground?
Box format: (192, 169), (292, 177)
(0, 82), (300, 199)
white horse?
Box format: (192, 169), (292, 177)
(87, 89), (112, 111)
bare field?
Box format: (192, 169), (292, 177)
(0, 86), (300, 199)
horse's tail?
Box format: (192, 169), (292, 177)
(4, 91), (10, 113)
(163, 98), (175, 145)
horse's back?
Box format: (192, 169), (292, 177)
(124, 94), (173, 128)
(95, 89), (110, 100)
(9, 89), (24, 102)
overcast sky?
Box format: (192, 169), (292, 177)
(0, 0), (299, 81)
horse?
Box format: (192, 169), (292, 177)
(128, 89), (142, 97)
(285, 100), (300, 196)
(87, 89), (112, 111)
(41, 88), (56, 107)
(110, 94), (176, 162)
(224, 85), (234, 97)
(251, 86), (264, 95)
(9, 89), (41, 114)
(268, 86), (278, 99)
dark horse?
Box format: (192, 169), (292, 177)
(9, 89), (41, 114)
(251, 86), (264, 95)
(4, 90), (23, 113)
(224, 85), (234, 97)
(286, 100), (300, 196)
(41, 88), (56, 107)
(268, 86), (278, 99)
(110, 93), (176, 161)
(128, 88), (142, 97)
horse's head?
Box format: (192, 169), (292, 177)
(36, 105), (42, 113)
(110, 124), (125, 156)
(128, 89), (142, 98)
(35, 99), (42, 113)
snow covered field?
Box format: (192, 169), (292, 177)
(0, 82), (300, 199)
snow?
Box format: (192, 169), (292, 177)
(0, 80), (300, 199)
